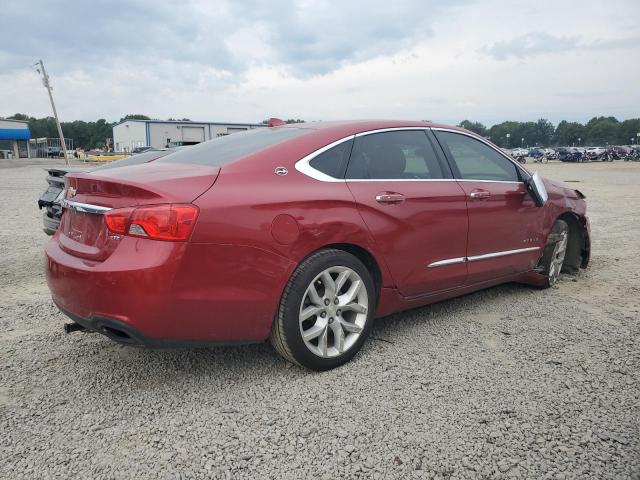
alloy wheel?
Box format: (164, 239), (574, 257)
(298, 266), (368, 358)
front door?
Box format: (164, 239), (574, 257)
(345, 129), (469, 297)
(434, 130), (544, 284)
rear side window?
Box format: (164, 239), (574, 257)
(158, 127), (308, 166)
(346, 130), (446, 180)
(436, 131), (520, 182)
(309, 140), (353, 178)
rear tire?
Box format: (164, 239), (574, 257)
(539, 220), (569, 288)
(270, 249), (376, 371)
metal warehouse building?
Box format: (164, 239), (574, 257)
(112, 119), (263, 152)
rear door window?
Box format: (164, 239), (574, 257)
(435, 131), (520, 182)
(346, 130), (447, 180)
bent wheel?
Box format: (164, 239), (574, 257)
(540, 219), (569, 287)
(270, 249), (375, 370)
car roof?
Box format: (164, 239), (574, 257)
(275, 119), (463, 137)
(180, 120), (490, 171)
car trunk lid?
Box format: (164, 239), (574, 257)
(58, 162), (219, 260)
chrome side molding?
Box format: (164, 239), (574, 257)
(428, 247), (540, 268)
(466, 247), (540, 262)
(427, 257), (467, 267)
(62, 199), (112, 214)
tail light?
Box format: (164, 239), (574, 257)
(104, 204), (199, 241)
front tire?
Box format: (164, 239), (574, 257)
(270, 249), (376, 371)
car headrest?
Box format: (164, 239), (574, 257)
(368, 144), (406, 179)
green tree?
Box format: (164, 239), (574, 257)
(554, 121), (586, 146)
(119, 114), (150, 122)
(618, 119), (640, 145)
(458, 120), (488, 137)
(488, 121), (522, 147)
(534, 119), (555, 146)
(584, 116), (619, 145)
(8, 113), (30, 121)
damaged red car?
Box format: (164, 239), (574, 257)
(46, 120), (590, 370)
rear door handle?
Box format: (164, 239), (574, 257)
(469, 189), (491, 200)
(375, 192), (405, 204)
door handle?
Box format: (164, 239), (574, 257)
(469, 189), (491, 200)
(375, 192), (405, 204)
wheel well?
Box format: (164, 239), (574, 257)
(322, 243), (383, 297)
(557, 213), (586, 273)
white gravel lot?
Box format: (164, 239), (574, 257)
(0, 159), (638, 479)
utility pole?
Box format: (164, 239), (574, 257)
(35, 60), (69, 166)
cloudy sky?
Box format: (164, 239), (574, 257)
(1, 0), (639, 126)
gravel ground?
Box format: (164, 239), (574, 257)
(0, 159), (638, 479)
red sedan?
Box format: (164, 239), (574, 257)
(46, 120), (590, 370)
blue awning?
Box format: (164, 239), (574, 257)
(0, 128), (31, 140)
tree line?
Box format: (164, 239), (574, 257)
(459, 117), (640, 148)
(6, 113), (640, 149)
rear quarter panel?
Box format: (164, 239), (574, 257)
(191, 167), (391, 280)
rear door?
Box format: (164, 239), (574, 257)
(345, 129), (469, 297)
(433, 129), (544, 284)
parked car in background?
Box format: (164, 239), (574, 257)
(557, 147), (584, 162)
(628, 146), (640, 161)
(38, 148), (184, 234)
(543, 148), (557, 160)
(45, 146), (64, 158)
(586, 147), (606, 161)
(45, 120), (590, 370)
(511, 147), (529, 158)
(528, 147), (545, 160)
(605, 146), (627, 161)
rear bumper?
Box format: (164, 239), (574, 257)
(43, 211), (60, 235)
(56, 302), (257, 348)
(46, 235), (295, 344)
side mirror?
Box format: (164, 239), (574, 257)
(525, 171), (548, 207)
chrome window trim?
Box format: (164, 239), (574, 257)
(427, 246), (541, 268)
(62, 199), (112, 214)
(345, 178), (456, 183)
(316, 177), (522, 184)
(354, 127), (430, 137)
(295, 127), (441, 182)
(294, 135), (355, 182)
(432, 127), (531, 181)
(294, 126), (531, 184)
(456, 179), (523, 184)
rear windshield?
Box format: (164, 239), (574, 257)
(157, 127), (308, 166)
(91, 148), (181, 171)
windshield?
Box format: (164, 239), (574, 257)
(158, 127), (308, 166)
